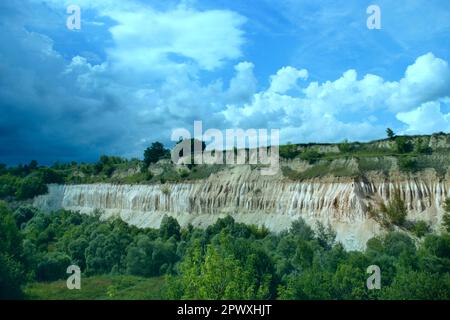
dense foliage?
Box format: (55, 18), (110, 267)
(1, 200), (450, 300)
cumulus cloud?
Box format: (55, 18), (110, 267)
(268, 66), (308, 94)
(1, 0), (449, 165)
(387, 53), (450, 112)
(396, 101), (450, 134)
(105, 5), (246, 72)
(222, 53), (450, 143)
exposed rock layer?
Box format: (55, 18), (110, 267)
(34, 167), (449, 250)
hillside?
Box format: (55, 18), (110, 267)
(20, 133), (448, 250)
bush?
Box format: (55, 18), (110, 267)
(15, 176), (48, 200)
(370, 189), (407, 227)
(159, 215), (181, 241)
(289, 218), (315, 241)
(0, 202), (26, 298)
(36, 252), (71, 281)
(300, 149), (322, 163)
(338, 139), (354, 153)
(143, 142), (169, 168)
(13, 206), (39, 228)
(0, 174), (18, 198)
(443, 198), (450, 232)
(410, 220), (431, 238)
(399, 157), (418, 172)
(395, 137), (413, 154)
(415, 138), (432, 155)
(279, 144), (298, 159)
(126, 236), (177, 277)
(179, 169), (190, 178)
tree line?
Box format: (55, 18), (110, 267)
(1, 198), (450, 299)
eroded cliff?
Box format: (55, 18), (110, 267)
(34, 165), (449, 250)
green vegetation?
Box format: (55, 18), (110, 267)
(279, 143), (298, 159)
(395, 136), (414, 154)
(443, 198), (450, 233)
(0, 133), (448, 192)
(299, 149), (323, 163)
(143, 142), (170, 170)
(1, 199), (450, 300)
(0, 202), (26, 299)
(280, 132), (449, 180)
(386, 128), (395, 140)
(24, 275), (165, 300)
(369, 189), (408, 228)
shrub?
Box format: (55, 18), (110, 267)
(14, 206), (39, 228)
(443, 198), (450, 233)
(280, 143), (298, 159)
(338, 139), (354, 153)
(290, 218), (315, 241)
(143, 142), (169, 168)
(299, 149), (322, 163)
(36, 252), (71, 281)
(370, 189), (407, 228)
(415, 138), (432, 155)
(15, 176), (48, 200)
(159, 215), (181, 241)
(410, 220), (431, 238)
(179, 169), (190, 178)
(395, 137), (413, 154)
(399, 157), (418, 172)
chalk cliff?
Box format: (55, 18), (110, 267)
(33, 165), (449, 250)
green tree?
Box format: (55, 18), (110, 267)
(279, 143), (298, 159)
(410, 220), (430, 238)
(143, 142), (169, 168)
(36, 252), (71, 281)
(159, 215), (181, 241)
(316, 222), (336, 249)
(443, 198), (450, 232)
(0, 202), (26, 298)
(386, 128), (395, 139)
(381, 271), (450, 300)
(168, 232), (272, 300)
(395, 136), (413, 153)
(338, 139), (354, 153)
(126, 236), (178, 276)
(13, 205), (39, 229)
(278, 269), (333, 299)
(299, 149), (322, 164)
(290, 218), (315, 241)
(15, 176), (47, 200)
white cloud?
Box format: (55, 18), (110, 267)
(105, 5), (246, 72)
(387, 53), (450, 112)
(222, 53), (450, 144)
(2, 1), (450, 164)
(396, 101), (450, 134)
(268, 66), (308, 94)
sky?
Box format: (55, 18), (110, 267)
(0, 0), (449, 165)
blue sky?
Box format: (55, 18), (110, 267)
(0, 0), (449, 164)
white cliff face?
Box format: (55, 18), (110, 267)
(33, 166), (449, 251)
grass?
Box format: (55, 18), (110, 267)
(23, 275), (166, 300)
(282, 161), (357, 180)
